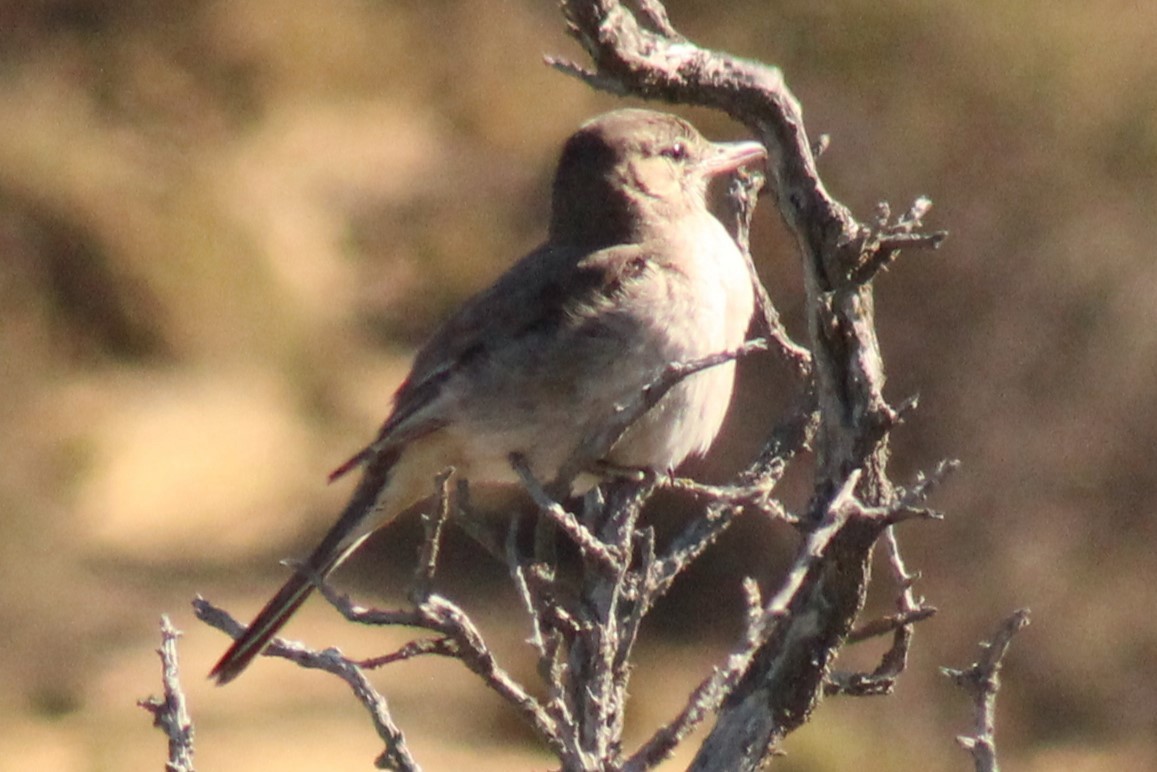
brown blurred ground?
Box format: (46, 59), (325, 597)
(1, 1), (1155, 769)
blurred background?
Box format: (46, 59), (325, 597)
(1, 0), (1155, 769)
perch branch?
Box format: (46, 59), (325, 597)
(944, 609), (1032, 772)
(137, 616), (195, 772)
(193, 598), (421, 771)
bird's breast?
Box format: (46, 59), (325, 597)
(608, 211), (755, 469)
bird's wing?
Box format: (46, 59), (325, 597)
(329, 242), (654, 480)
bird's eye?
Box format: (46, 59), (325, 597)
(661, 142), (688, 161)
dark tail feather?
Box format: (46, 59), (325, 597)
(210, 445), (402, 685)
(328, 445), (373, 483)
(209, 564), (327, 685)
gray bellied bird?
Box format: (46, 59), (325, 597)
(210, 109), (765, 685)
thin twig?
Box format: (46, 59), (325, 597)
(307, 585), (565, 756)
(851, 195), (949, 285)
(664, 473), (797, 523)
(356, 637), (460, 668)
(823, 462), (956, 697)
(845, 607), (938, 645)
(826, 605), (939, 698)
(510, 452), (622, 573)
(943, 609), (1032, 772)
(411, 468), (454, 603)
(555, 338), (770, 486)
(138, 616), (195, 772)
(651, 393), (815, 601)
(506, 512), (549, 661)
(193, 598), (421, 771)
(625, 473), (861, 770)
(730, 169), (812, 377)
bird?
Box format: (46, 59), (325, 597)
(210, 108), (765, 684)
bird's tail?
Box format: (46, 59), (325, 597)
(210, 446), (402, 685)
(208, 560), (329, 685)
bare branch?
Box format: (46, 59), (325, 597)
(356, 637), (460, 669)
(851, 196), (949, 285)
(410, 468), (454, 604)
(944, 609), (1032, 772)
(310, 586), (564, 756)
(663, 474), (796, 523)
(138, 616), (195, 772)
(826, 605), (938, 698)
(510, 452), (623, 573)
(555, 338), (770, 488)
(651, 390), (816, 607)
(728, 168), (813, 377)
(627, 472), (869, 770)
(193, 597), (422, 771)
(845, 607), (938, 646)
(822, 461), (955, 699)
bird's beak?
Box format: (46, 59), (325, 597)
(699, 140), (767, 178)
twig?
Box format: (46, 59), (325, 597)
(356, 637), (460, 668)
(821, 463), (956, 697)
(845, 607), (938, 645)
(730, 169), (812, 378)
(625, 472), (862, 771)
(943, 609), (1032, 772)
(663, 473), (797, 523)
(555, 338), (770, 486)
(410, 468), (454, 603)
(652, 391), (815, 603)
(193, 597), (422, 771)
(308, 585), (565, 757)
(506, 513), (549, 662)
(826, 605), (939, 698)
(851, 196), (949, 285)
(510, 452), (622, 573)
(138, 616), (195, 772)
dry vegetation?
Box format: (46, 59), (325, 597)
(1, 1), (1155, 769)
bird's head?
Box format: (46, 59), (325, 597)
(549, 109), (766, 247)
